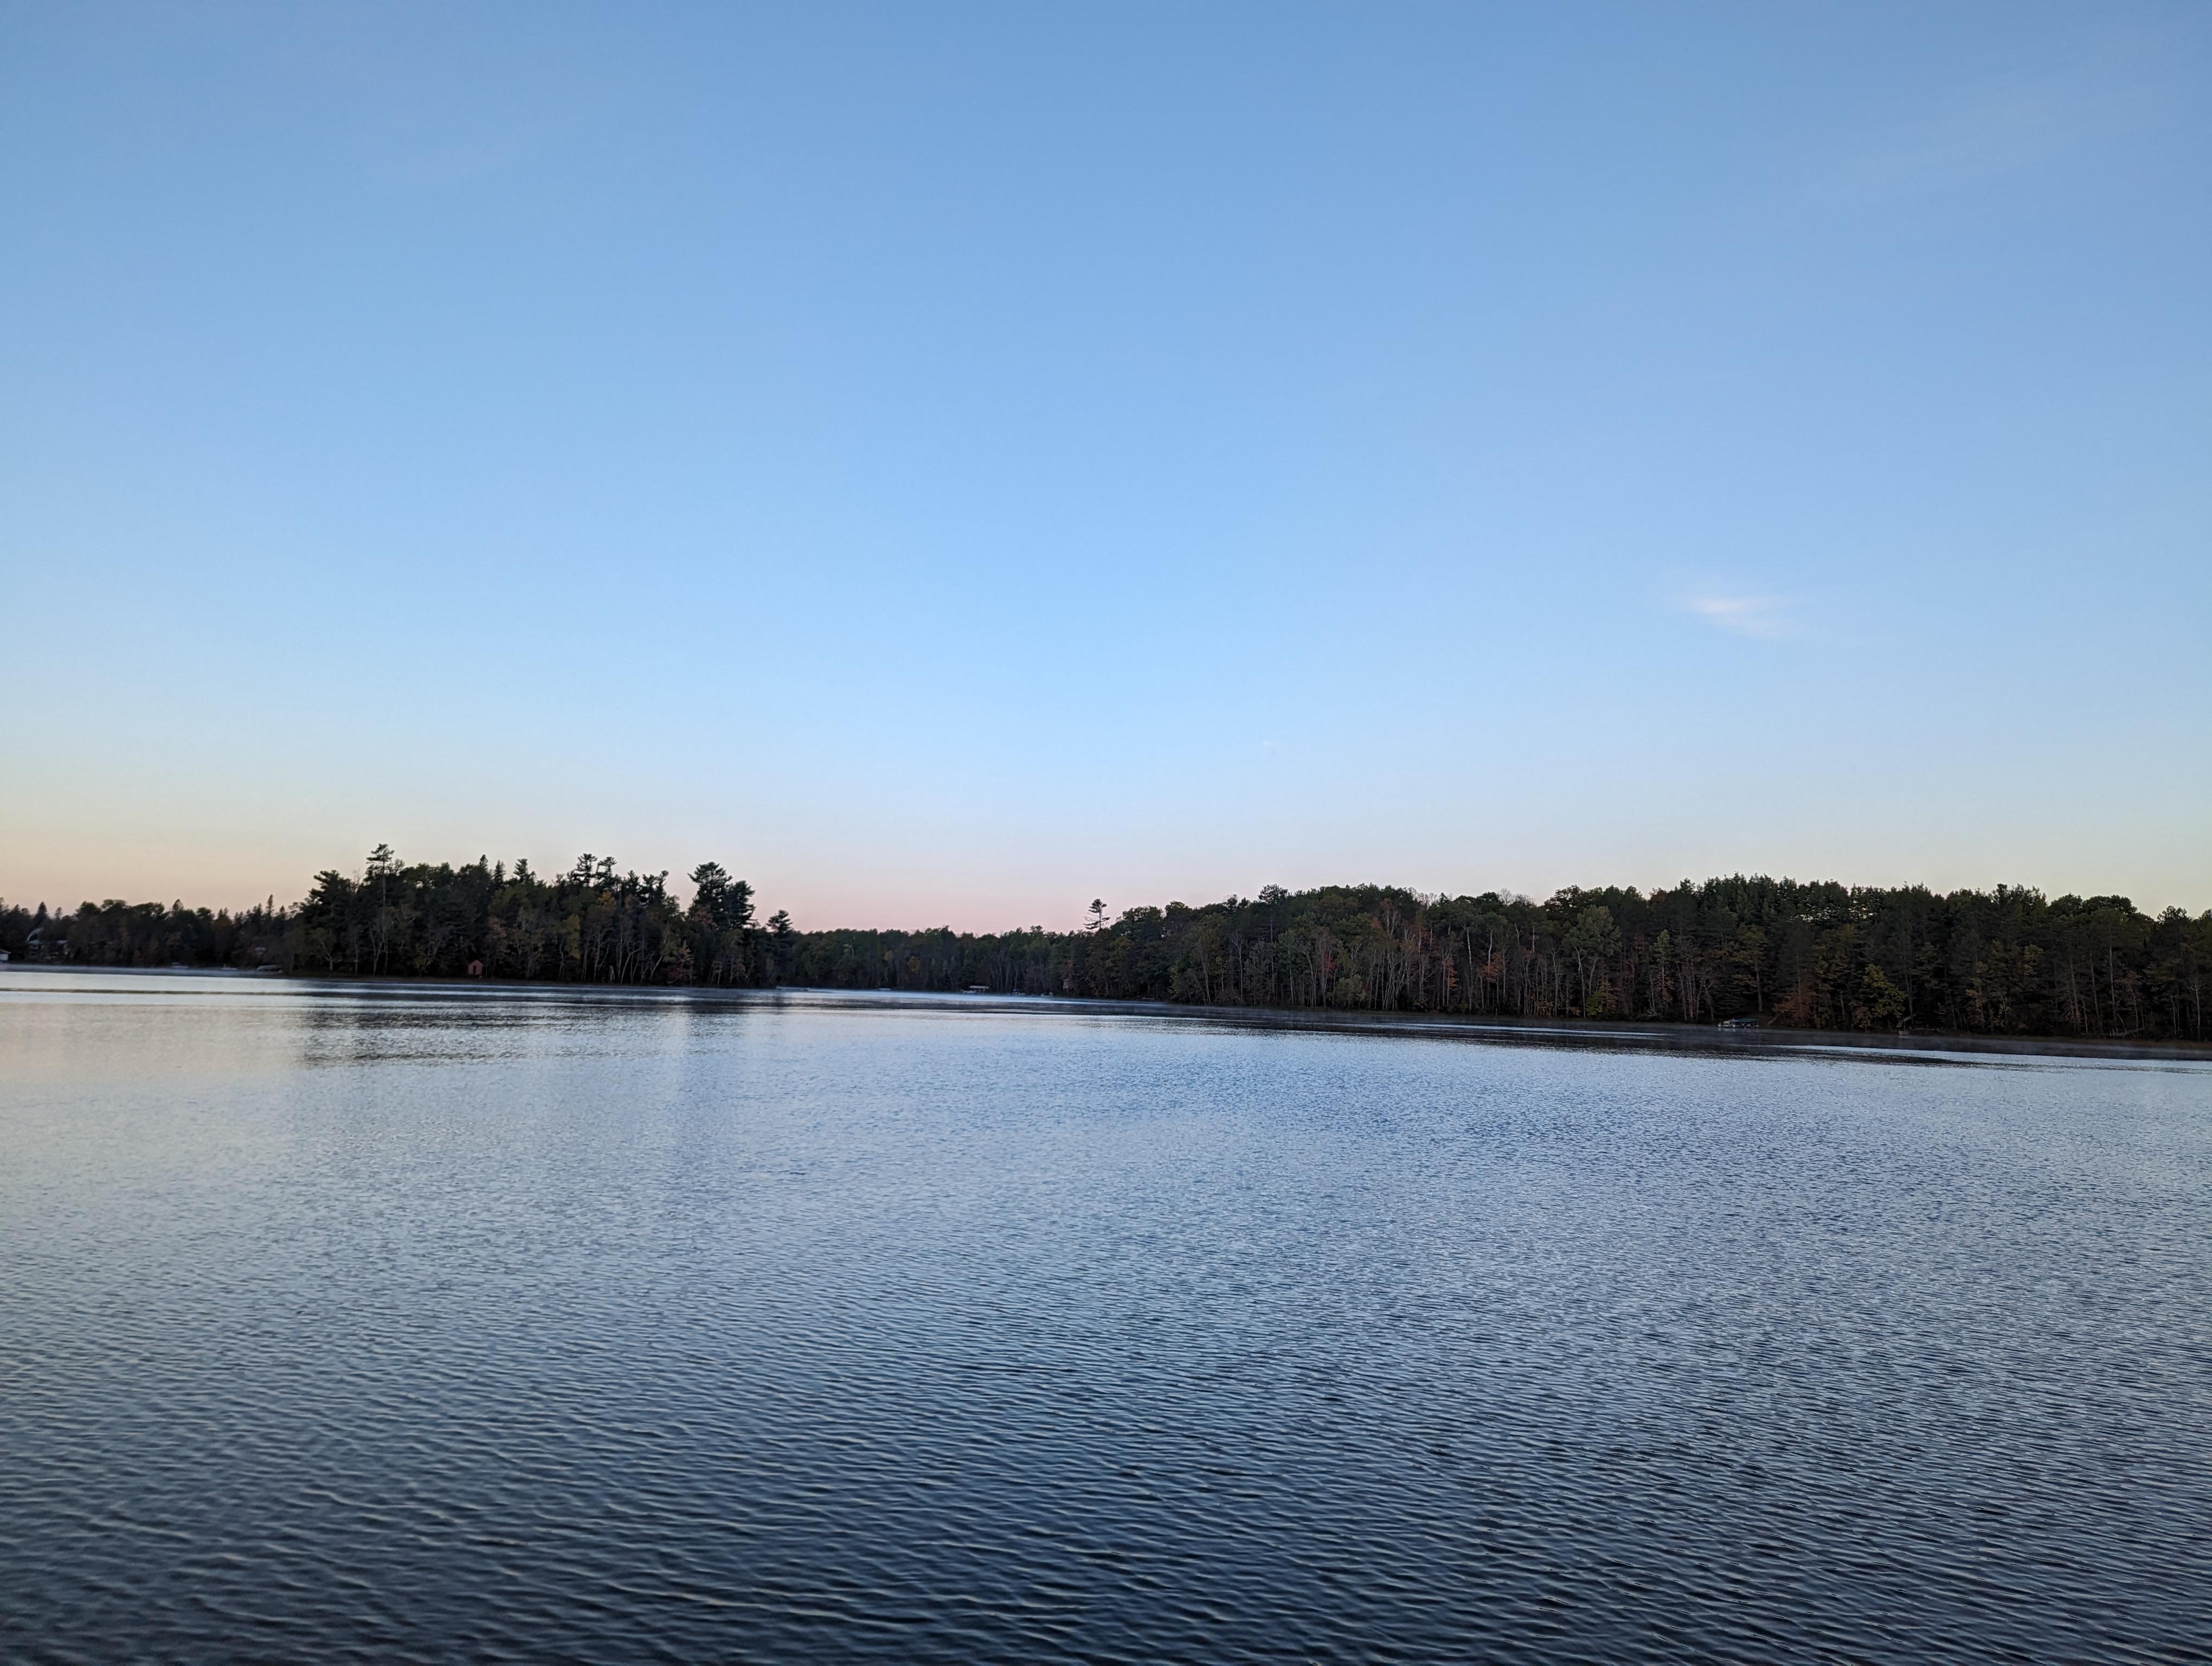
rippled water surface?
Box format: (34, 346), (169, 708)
(2, 971), (2208, 1663)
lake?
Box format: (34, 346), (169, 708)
(2, 970), (2206, 1663)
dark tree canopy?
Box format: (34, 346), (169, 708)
(5, 855), (2207, 1042)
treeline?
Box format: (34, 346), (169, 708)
(785, 880), (2210, 1042)
(0, 896), (294, 973)
(4, 852), (2208, 1041)
(1, 845), (791, 989)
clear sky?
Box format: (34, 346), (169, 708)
(3, 2), (2207, 929)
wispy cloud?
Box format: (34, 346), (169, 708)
(359, 109), (575, 188)
(1838, 80), (2097, 197)
(1829, 34), (2188, 202)
(1687, 595), (1792, 640)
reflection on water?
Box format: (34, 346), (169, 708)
(2, 970), (2207, 1663)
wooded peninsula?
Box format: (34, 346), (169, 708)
(4, 845), (2206, 1042)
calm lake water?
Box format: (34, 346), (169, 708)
(2, 970), (2207, 1663)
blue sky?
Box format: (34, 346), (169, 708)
(3, 2), (2206, 927)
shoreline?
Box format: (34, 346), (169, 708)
(8, 963), (2208, 1065)
(775, 986), (2212, 1065)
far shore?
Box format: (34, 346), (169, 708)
(8, 962), (2207, 1065)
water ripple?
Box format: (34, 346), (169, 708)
(2, 973), (2207, 1662)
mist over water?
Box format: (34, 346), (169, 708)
(2, 971), (2206, 1662)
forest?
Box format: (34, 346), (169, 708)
(4, 847), (2207, 1042)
